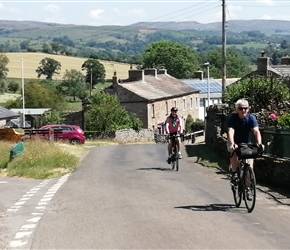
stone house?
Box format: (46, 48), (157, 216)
(106, 68), (200, 132)
(235, 51), (290, 80)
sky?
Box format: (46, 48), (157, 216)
(0, 0), (290, 28)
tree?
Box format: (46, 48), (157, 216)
(5, 82), (66, 111)
(36, 57), (61, 80)
(81, 59), (106, 87)
(85, 92), (142, 135)
(50, 42), (60, 54)
(60, 69), (87, 101)
(142, 40), (199, 79)
(42, 110), (64, 125)
(281, 40), (289, 50)
(0, 80), (6, 94)
(42, 43), (51, 53)
(199, 48), (251, 78)
(0, 53), (9, 80)
(7, 81), (19, 93)
(20, 40), (30, 50)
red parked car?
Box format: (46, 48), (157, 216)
(39, 124), (86, 145)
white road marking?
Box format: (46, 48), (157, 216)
(15, 232), (32, 239)
(9, 173), (71, 249)
(21, 224), (36, 230)
(0, 181), (8, 184)
(9, 240), (28, 247)
(26, 217), (41, 223)
(7, 179), (51, 213)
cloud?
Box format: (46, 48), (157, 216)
(209, 5), (243, 23)
(261, 14), (290, 21)
(113, 8), (146, 17)
(226, 5), (243, 19)
(127, 9), (146, 16)
(44, 17), (67, 24)
(0, 3), (21, 14)
(261, 14), (272, 20)
(89, 9), (105, 20)
(256, 0), (275, 6)
(43, 4), (61, 13)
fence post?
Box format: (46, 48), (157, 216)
(49, 128), (54, 142)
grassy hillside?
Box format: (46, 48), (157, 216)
(6, 52), (132, 80)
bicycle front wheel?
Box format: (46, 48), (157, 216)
(244, 166), (256, 213)
(175, 150), (179, 171)
(232, 181), (242, 207)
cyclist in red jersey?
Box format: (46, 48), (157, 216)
(165, 107), (182, 163)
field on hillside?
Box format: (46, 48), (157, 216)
(6, 53), (132, 80)
(0, 93), (20, 104)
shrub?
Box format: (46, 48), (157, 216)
(277, 113), (290, 128)
(224, 76), (290, 113)
(190, 119), (205, 132)
(185, 114), (194, 133)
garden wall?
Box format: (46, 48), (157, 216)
(205, 104), (290, 189)
(114, 129), (155, 143)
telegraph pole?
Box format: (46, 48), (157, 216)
(222, 0), (226, 102)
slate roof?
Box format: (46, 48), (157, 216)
(10, 108), (51, 115)
(230, 65), (290, 87)
(0, 106), (19, 120)
(120, 74), (199, 101)
(270, 65), (290, 76)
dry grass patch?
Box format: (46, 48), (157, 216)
(0, 93), (20, 103)
(0, 139), (87, 179)
(6, 52), (132, 80)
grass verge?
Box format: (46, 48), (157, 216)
(185, 142), (229, 170)
(0, 139), (87, 179)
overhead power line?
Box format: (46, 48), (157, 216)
(81, 2), (221, 39)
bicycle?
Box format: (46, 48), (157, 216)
(167, 134), (181, 171)
(231, 143), (263, 213)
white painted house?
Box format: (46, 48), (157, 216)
(181, 72), (240, 120)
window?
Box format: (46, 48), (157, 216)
(183, 98), (185, 110)
(190, 98), (193, 109)
(60, 126), (72, 132)
(199, 99), (205, 107)
(196, 97), (199, 109)
(152, 104), (155, 118)
(174, 100), (176, 108)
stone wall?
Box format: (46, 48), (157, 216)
(114, 128), (154, 143)
(205, 104), (290, 189)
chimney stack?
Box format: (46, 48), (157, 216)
(144, 68), (157, 78)
(281, 54), (290, 65)
(112, 70), (118, 85)
(128, 69), (144, 82)
(194, 69), (203, 80)
(257, 51), (269, 74)
(158, 69), (167, 74)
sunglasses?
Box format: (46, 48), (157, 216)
(238, 107), (248, 111)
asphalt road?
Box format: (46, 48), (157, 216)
(1, 143), (290, 249)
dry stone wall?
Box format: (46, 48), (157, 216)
(114, 129), (154, 143)
(205, 104), (290, 189)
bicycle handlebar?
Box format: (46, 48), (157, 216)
(230, 143), (264, 158)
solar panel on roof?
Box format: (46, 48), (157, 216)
(189, 81), (222, 93)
